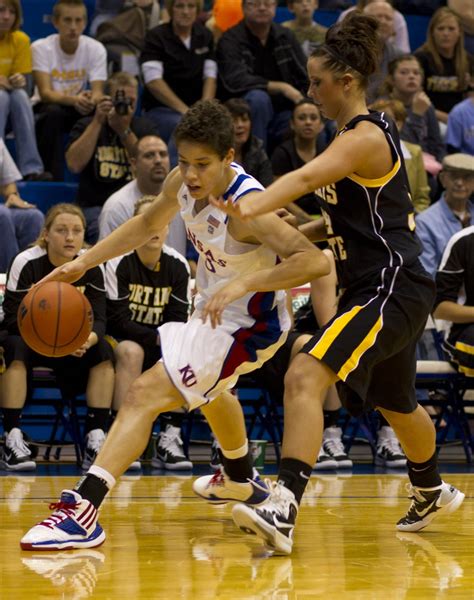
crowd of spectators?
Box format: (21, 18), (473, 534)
(0, 0), (472, 472)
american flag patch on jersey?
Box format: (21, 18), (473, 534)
(207, 215), (220, 228)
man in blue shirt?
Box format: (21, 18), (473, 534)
(415, 153), (474, 277)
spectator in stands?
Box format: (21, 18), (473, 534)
(0, 139), (44, 273)
(216, 0), (308, 150)
(95, 0), (163, 74)
(0, 203), (114, 471)
(106, 196), (192, 470)
(363, 1), (404, 102)
(271, 98), (325, 223)
(338, 0), (410, 53)
(140, 0), (217, 165)
(282, 0), (327, 58)
(448, 0), (474, 55)
(224, 97), (273, 187)
(0, 0), (51, 181)
(99, 134), (187, 255)
(415, 153), (474, 277)
(415, 7), (474, 128)
(446, 90), (474, 155)
(370, 98), (430, 213)
(66, 71), (160, 244)
(434, 221), (474, 378)
(32, 0), (107, 181)
(381, 54), (445, 198)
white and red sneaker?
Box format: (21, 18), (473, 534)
(193, 468), (269, 505)
(20, 490), (105, 551)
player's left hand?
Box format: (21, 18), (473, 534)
(202, 280), (248, 328)
(209, 194), (253, 221)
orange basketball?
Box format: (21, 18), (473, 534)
(17, 281), (93, 357)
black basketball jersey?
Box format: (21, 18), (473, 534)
(105, 246), (190, 349)
(314, 111), (422, 289)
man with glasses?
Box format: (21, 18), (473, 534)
(216, 0), (308, 151)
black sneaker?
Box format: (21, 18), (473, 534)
(375, 427), (407, 468)
(397, 482), (465, 532)
(151, 425), (192, 470)
(232, 481), (298, 555)
(313, 446), (337, 471)
(81, 429), (106, 471)
(0, 428), (36, 471)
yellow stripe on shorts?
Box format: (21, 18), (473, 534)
(454, 341), (474, 356)
(338, 316), (383, 380)
(309, 304), (363, 360)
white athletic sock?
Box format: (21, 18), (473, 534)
(220, 440), (248, 460)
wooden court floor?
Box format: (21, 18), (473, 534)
(1, 473), (473, 599)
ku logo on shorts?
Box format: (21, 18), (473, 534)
(179, 364), (198, 387)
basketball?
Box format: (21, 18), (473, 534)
(17, 281), (93, 357)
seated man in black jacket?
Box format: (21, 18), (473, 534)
(216, 0), (308, 151)
(105, 196), (192, 470)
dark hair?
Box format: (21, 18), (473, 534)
(224, 98), (251, 120)
(105, 71), (138, 95)
(292, 97), (320, 114)
(174, 100), (235, 159)
(53, 0), (87, 20)
(380, 54), (423, 96)
(311, 13), (381, 89)
(4, 0), (22, 31)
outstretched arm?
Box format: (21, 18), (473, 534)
(39, 169), (182, 284)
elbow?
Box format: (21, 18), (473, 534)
(65, 153), (83, 174)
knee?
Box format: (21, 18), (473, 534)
(283, 356), (327, 403)
(22, 208), (45, 231)
(244, 89), (272, 111)
(10, 88), (30, 106)
(0, 89), (10, 107)
(115, 341), (144, 372)
(122, 376), (156, 414)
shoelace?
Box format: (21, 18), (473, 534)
(160, 431), (185, 458)
(324, 437), (346, 457)
(39, 500), (79, 529)
(7, 431), (31, 458)
(87, 432), (106, 454)
(380, 436), (403, 456)
(208, 468), (225, 486)
(257, 480), (292, 514)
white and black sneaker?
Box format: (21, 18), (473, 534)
(0, 428), (36, 471)
(81, 429), (106, 471)
(375, 426), (407, 468)
(232, 481), (298, 555)
(151, 425), (193, 471)
(397, 482), (465, 532)
(320, 427), (352, 469)
(210, 437), (222, 471)
(313, 446), (337, 471)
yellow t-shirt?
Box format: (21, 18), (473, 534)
(0, 30), (32, 77)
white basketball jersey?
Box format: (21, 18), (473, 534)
(178, 163), (289, 330)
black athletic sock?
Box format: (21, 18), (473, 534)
(159, 412), (183, 430)
(323, 409), (340, 429)
(221, 451), (254, 483)
(3, 408), (22, 433)
(75, 474), (110, 509)
(85, 408), (110, 434)
(278, 458), (312, 504)
(407, 451), (442, 489)
(378, 414), (390, 428)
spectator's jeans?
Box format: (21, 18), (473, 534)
(243, 89), (292, 151)
(82, 206), (103, 245)
(0, 205), (45, 272)
(0, 89), (45, 177)
(144, 106), (181, 167)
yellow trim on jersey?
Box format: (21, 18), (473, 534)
(459, 365), (474, 377)
(455, 341), (474, 356)
(309, 304), (363, 360)
(348, 158), (401, 188)
(338, 316), (383, 380)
